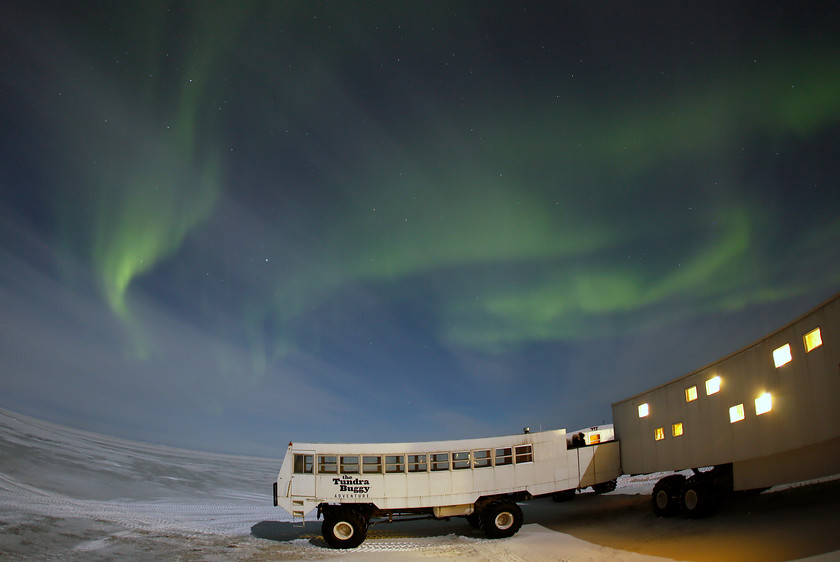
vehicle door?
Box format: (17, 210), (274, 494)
(290, 451), (316, 498)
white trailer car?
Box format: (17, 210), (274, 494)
(273, 428), (620, 548)
(613, 290), (840, 518)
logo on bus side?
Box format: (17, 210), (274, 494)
(333, 474), (370, 496)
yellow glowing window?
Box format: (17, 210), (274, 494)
(654, 427), (665, 441)
(773, 343), (792, 367)
(755, 392), (772, 415)
(803, 328), (822, 352)
(729, 404), (745, 423)
(638, 403), (650, 418)
(705, 376), (721, 395)
(672, 422), (684, 437)
(685, 386), (698, 402)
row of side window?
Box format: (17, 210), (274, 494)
(292, 445), (534, 475)
(640, 326), (823, 442)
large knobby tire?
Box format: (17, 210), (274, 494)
(592, 479), (617, 494)
(681, 475), (720, 518)
(321, 508), (368, 549)
(651, 474), (685, 517)
(480, 499), (523, 539)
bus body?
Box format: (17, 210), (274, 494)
(273, 428), (620, 547)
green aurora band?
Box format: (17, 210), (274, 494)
(77, 5), (250, 323)
(267, 48), (840, 351)
(47, 9), (839, 360)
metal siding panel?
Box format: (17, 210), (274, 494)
(472, 465), (495, 491)
(734, 435), (840, 490)
(427, 471), (451, 505)
(593, 441), (622, 481)
(450, 469), (473, 497)
(405, 472), (429, 502)
(382, 473), (406, 503)
(565, 450), (579, 485)
(577, 447), (595, 487)
(514, 462), (536, 490)
(493, 464), (515, 491)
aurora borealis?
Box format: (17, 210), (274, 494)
(2, 1), (839, 454)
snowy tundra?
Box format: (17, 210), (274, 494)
(2, 407), (840, 561)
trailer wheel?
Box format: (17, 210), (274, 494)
(480, 499), (523, 539)
(680, 475), (719, 518)
(651, 474), (685, 517)
(592, 479), (617, 494)
(321, 508), (368, 549)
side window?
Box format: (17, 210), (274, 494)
(803, 327), (822, 352)
(318, 455), (337, 474)
(495, 447), (513, 466)
(293, 454), (313, 474)
(430, 453), (449, 471)
(408, 454), (427, 472)
(452, 451), (471, 469)
(473, 450), (491, 468)
(385, 455), (405, 473)
(340, 455), (359, 474)
(362, 455), (382, 474)
(514, 444), (533, 464)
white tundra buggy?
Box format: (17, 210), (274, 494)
(273, 427), (620, 548)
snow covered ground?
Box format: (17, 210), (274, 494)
(0, 408), (286, 559)
(2, 407), (838, 560)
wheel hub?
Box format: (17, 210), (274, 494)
(655, 490), (669, 509)
(333, 521), (354, 540)
(684, 489), (698, 511)
(495, 511), (514, 530)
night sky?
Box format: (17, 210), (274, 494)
(2, 1), (839, 455)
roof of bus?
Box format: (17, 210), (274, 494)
(286, 428), (568, 454)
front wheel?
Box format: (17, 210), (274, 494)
(480, 499), (523, 539)
(651, 474), (685, 517)
(321, 508), (368, 549)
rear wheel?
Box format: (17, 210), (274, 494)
(480, 499), (523, 539)
(651, 474), (685, 517)
(321, 507), (368, 549)
(681, 475), (720, 518)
